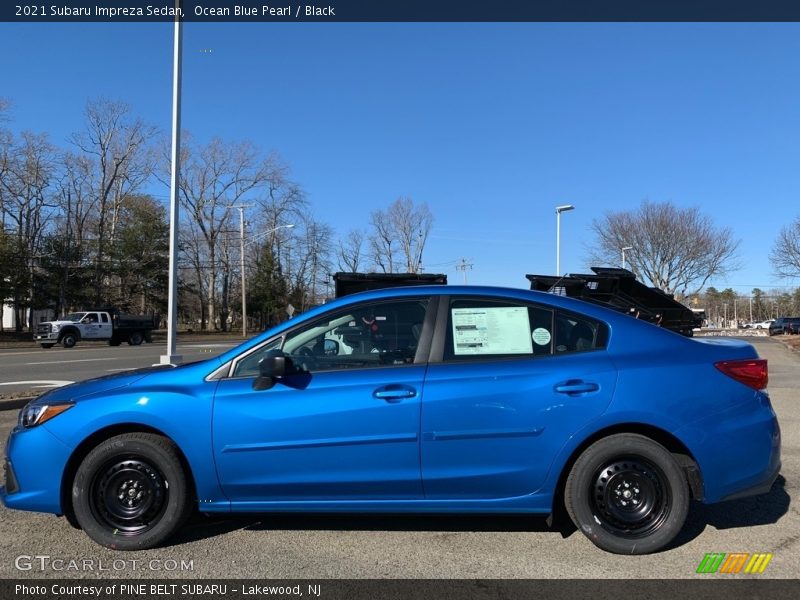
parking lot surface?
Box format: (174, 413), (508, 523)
(0, 337), (797, 579)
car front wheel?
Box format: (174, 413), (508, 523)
(72, 433), (192, 550)
(564, 433), (689, 554)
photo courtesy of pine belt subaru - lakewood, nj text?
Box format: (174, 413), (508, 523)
(1, 286), (781, 554)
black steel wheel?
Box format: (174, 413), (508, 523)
(72, 433), (192, 550)
(564, 433), (690, 554)
(128, 331), (144, 346)
(90, 458), (168, 536)
(590, 457), (670, 538)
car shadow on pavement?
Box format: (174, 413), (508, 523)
(669, 475), (790, 549)
(168, 511), (577, 548)
(167, 477), (788, 550)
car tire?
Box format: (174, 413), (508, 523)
(128, 331), (144, 346)
(564, 433), (689, 555)
(62, 332), (78, 348)
(71, 433), (192, 550)
(41, 343), (54, 349)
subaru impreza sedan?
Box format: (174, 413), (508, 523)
(1, 286), (781, 554)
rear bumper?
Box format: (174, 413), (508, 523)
(720, 459), (781, 501)
(675, 392), (781, 504)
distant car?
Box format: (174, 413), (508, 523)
(753, 319), (774, 330)
(769, 317), (800, 336)
(2, 286), (781, 555)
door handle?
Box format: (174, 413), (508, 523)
(554, 380), (599, 395)
(373, 385), (417, 402)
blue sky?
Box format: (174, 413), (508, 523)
(2, 22), (799, 293)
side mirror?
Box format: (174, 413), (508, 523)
(323, 339), (339, 356)
(253, 351), (292, 391)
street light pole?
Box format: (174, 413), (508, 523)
(621, 246), (633, 270)
(555, 204), (575, 275)
(238, 206), (247, 338)
(160, 0), (183, 366)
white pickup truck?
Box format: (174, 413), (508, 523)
(34, 309), (158, 349)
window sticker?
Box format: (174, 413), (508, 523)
(451, 307), (533, 355)
(532, 327), (551, 346)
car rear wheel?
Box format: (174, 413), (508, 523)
(71, 433), (192, 550)
(128, 331), (144, 346)
(564, 433), (689, 554)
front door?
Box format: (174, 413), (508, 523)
(212, 297), (432, 504)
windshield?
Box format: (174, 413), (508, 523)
(63, 313), (87, 322)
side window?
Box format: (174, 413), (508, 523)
(230, 298), (429, 377)
(231, 338), (283, 378)
(281, 299), (429, 373)
(444, 298), (554, 361)
(100, 314), (109, 324)
(554, 312), (606, 354)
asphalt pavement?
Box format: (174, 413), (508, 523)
(0, 339), (241, 398)
(0, 337), (797, 580)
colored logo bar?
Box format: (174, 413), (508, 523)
(696, 553), (773, 574)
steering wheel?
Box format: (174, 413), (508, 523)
(295, 347), (317, 371)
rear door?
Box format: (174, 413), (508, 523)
(420, 295), (617, 499)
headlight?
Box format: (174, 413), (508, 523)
(51, 324), (61, 332)
(18, 402), (74, 428)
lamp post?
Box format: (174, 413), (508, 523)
(555, 204), (575, 275)
(160, 0), (183, 366)
(236, 218), (294, 338)
(621, 246), (633, 270)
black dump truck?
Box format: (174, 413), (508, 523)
(526, 267), (702, 337)
(332, 272), (448, 298)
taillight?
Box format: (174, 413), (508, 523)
(715, 359), (768, 390)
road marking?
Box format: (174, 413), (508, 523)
(25, 357), (120, 366)
(0, 380), (74, 389)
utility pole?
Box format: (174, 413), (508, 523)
(456, 258), (473, 284)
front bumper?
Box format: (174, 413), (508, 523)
(1, 424), (72, 514)
(34, 333), (59, 341)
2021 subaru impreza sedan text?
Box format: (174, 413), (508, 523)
(1, 286), (781, 554)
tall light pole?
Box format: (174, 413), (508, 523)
(621, 246), (633, 270)
(236, 220), (294, 338)
(160, 0), (183, 366)
(555, 204), (575, 275)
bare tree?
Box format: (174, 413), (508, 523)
(369, 197), (433, 273)
(171, 136), (281, 330)
(771, 216), (800, 279)
(70, 98), (157, 304)
(588, 201), (739, 298)
(0, 131), (58, 329)
(337, 229), (365, 272)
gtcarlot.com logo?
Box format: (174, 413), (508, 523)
(696, 552), (773, 574)
(15, 555), (194, 572)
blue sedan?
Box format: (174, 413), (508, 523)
(1, 286), (781, 554)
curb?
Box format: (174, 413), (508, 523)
(0, 397), (36, 412)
